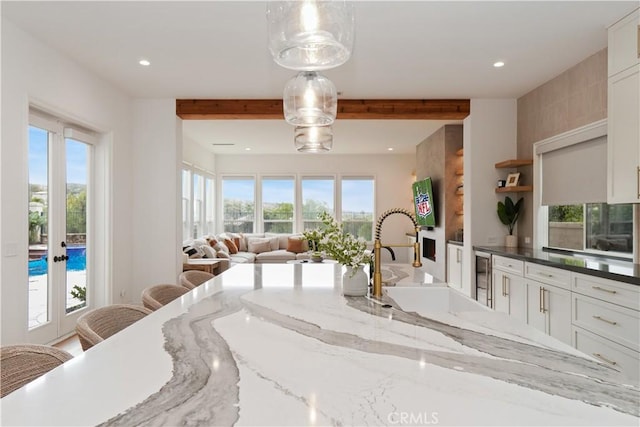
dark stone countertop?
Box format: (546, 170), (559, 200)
(473, 246), (640, 286)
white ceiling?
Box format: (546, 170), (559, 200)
(3, 1), (637, 154)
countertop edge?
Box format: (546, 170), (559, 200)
(473, 246), (640, 286)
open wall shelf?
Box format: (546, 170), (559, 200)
(495, 186), (533, 193)
(495, 159), (533, 168)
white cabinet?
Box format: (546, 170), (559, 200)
(447, 243), (463, 290)
(492, 256), (526, 322)
(526, 281), (572, 345)
(571, 272), (640, 381)
(524, 262), (572, 345)
(607, 8), (640, 203)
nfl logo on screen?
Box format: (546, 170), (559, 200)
(415, 192), (431, 218)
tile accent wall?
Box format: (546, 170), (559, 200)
(516, 48), (608, 246)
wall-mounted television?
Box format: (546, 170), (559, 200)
(412, 177), (436, 227)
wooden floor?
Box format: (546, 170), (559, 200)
(52, 334), (83, 357)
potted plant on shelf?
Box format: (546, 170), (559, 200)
(497, 196), (523, 248)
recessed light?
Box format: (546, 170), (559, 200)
(493, 61), (505, 68)
(139, 59), (151, 66)
(245, 148), (251, 151)
(387, 147), (394, 151)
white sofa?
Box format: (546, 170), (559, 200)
(183, 232), (311, 268)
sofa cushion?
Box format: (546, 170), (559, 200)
(248, 238), (272, 254)
(216, 250), (230, 259)
(255, 250), (296, 263)
(230, 251), (256, 263)
(286, 236), (308, 253)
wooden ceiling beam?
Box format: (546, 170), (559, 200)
(176, 99), (470, 120)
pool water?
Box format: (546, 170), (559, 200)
(29, 246), (86, 276)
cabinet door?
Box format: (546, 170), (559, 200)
(527, 282), (547, 333)
(608, 65), (640, 203)
(493, 270), (509, 315)
(447, 244), (462, 289)
(545, 284), (572, 345)
(494, 270), (526, 322)
(527, 281), (572, 346)
(608, 8), (640, 76)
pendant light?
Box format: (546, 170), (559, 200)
(283, 71), (337, 126)
(267, 0), (354, 71)
(294, 125), (333, 152)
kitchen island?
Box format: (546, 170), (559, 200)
(1, 263), (638, 426)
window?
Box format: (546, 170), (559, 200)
(193, 173), (204, 238)
(182, 166), (214, 240)
(548, 203), (633, 256)
(222, 177), (255, 232)
(182, 169), (191, 240)
(262, 177), (294, 233)
(341, 178), (374, 240)
(301, 177), (334, 230)
(205, 177), (215, 235)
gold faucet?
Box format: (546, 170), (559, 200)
(372, 208), (422, 299)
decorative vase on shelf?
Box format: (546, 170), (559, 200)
(505, 235), (518, 248)
(342, 265), (368, 296)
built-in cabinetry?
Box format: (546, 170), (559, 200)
(492, 255), (526, 323)
(524, 263), (572, 345)
(487, 252), (639, 381)
(494, 159), (533, 193)
(571, 273), (640, 380)
(607, 7), (640, 203)
(447, 243), (463, 290)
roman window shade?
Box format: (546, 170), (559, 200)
(539, 135), (607, 206)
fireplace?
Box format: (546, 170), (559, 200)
(423, 237), (436, 262)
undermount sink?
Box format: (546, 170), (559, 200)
(378, 264), (440, 286)
(384, 286), (490, 315)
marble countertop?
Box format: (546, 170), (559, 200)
(474, 246), (640, 286)
(1, 263), (638, 426)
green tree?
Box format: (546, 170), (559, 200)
(549, 205), (583, 222)
(66, 189), (87, 233)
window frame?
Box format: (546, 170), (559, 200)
(182, 163), (214, 240)
(261, 175), (295, 234)
(299, 175), (336, 232)
(340, 176), (376, 241)
(220, 175), (257, 233)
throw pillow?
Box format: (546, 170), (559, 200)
(248, 238), (272, 254)
(287, 237), (307, 253)
(201, 245), (217, 258)
(207, 237), (218, 247)
(224, 238), (239, 254)
(269, 237), (280, 251)
(216, 250), (230, 259)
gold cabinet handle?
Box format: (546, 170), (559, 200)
(593, 315), (618, 326)
(501, 276), (506, 297)
(593, 353), (617, 366)
(592, 286), (617, 294)
(539, 286), (547, 313)
(504, 276), (510, 296)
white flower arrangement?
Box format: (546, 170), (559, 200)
(306, 211), (372, 270)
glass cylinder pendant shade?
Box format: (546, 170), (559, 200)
(284, 71), (337, 126)
(267, 0), (354, 71)
(294, 125), (333, 152)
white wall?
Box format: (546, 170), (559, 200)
(213, 153), (416, 263)
(462, 99), (517, 297)
(0, 19), (133, 344)
(183, 138), (216, 173)
(130, 100), (183, 300)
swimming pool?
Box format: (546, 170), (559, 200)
(29, 246), (86, 276)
